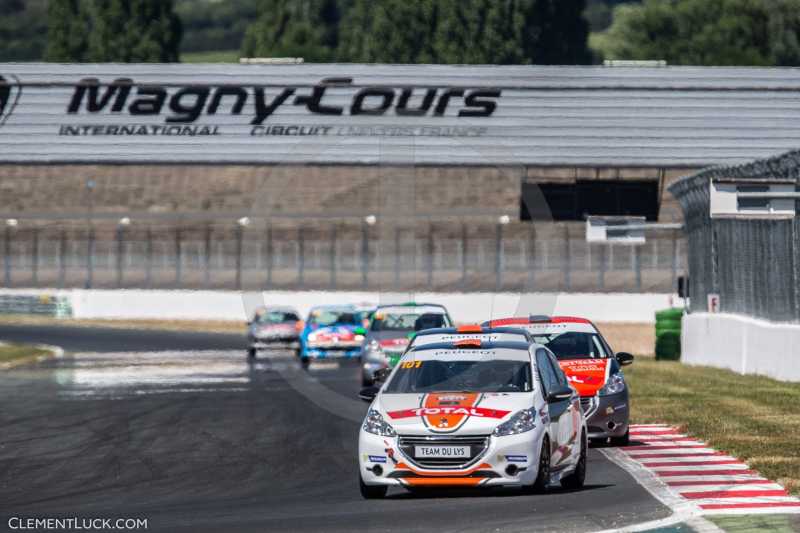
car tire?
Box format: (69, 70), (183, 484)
(561, 432), (587, 490)
(525, 436), (550, 494)
(359, 474), (387, 499)
(300, 356), (310, 369)
(610, 428), (630, 447)
(247, 347), (256, 359)
(362, 374), (373, 387)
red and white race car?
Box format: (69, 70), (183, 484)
(357, 336), (587, 498)
(484, 316), (634, 445)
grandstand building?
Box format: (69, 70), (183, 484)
(1, 64), (799, 291)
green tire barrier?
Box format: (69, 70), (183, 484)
(655, 319), (681, 334)
(655, 330), (681, 360)
(655, 308), (683, 322)
(655, 307), (683, 361)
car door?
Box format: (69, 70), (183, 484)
(546, 350), (582, 467)
(535, 348), (565, 464)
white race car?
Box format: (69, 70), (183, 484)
(357, 337), (587, 498)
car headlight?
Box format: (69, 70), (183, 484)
(599, 372), (626, 396)
(307, 332), (317, 342)
(492, 408), (536, 437)
(362, 409), (396, 437)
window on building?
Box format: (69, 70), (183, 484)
(520, 180), (659, 221)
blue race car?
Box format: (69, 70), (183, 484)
(298, 305), (367, 366)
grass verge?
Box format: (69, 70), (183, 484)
(626, 359), (800, 495)
(0, 342), (53, 367)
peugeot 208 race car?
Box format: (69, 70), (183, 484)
(298, 305), (366, 365)
(357, 338), (587, 498)
(246, 306), (302, 358)
(360, 303), (453, 386)
(485, 316), (634, 445)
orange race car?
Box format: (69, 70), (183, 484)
(484, 316), (634, 445)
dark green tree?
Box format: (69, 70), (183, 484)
(520, 0), (592, 64)
(47, 0), (181, 62)
(45, 0), (89, 61)
(338, 0), (591, 64)
(1, 0), (47, 61)
(87, 0), (182, 62)
(241, 0), (340, 61)
(598, 0), (800, 66)
(434, 0), (527, 64)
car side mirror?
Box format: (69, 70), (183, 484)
(373, 368), (391, 383)
(354, 326), (367, 336)
(547, 385), (573, 403)
(616, 352), (635, 366)
(359, 386), (379, 402)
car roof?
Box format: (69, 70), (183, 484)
(411, 326), (532, 345)
(375, 302), (448, 310)
(374, 304), (449, 315)
(406, 340), (535, 362)
(484, 316), (598, 334)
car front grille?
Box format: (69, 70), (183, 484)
(397, 435), (490, 470)
(580, 396), (599, 418)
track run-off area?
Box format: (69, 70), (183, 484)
(0, 323), (797, 533)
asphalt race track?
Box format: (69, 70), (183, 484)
(0, 324), (670, 532)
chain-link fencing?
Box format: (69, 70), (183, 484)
(669, 149), (800, 322)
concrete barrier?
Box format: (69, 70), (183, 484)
(0, 288), (681, 324)
(682, 312), (800, 382)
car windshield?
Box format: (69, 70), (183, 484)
(531, 332), (608, 360)
(384, 359), (532, 393)
(254, 311), (299, 324)
(308, 309), (359, 327)
(371, 311), (449, 332)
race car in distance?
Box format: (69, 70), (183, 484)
(360, 302), (453, 386)
(484, 316), (634, 446)
(298, 305), (366, 365)
(246, 306), (302, 358)
(357, 337), (587, 498)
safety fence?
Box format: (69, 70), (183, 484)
(0, 217), (686, 293)
(669, 149), (800, 322)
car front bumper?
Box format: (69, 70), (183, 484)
(249, 337), (299, 350)
(358, 428), (545, 488)
(303, 345), (362, 358)
(583, 390), (629, 439)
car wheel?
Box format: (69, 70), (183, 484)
(610, 428), (630, 447)
(359, 474), (387, 499)
(362, 374), (374, 387)
(300, 356), (310, 369)
(561, 432), (587, 490)
(525, 436), (550, 494)
(247, 347), (256, 359)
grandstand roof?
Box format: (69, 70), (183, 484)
(2, 63), (800, 166)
